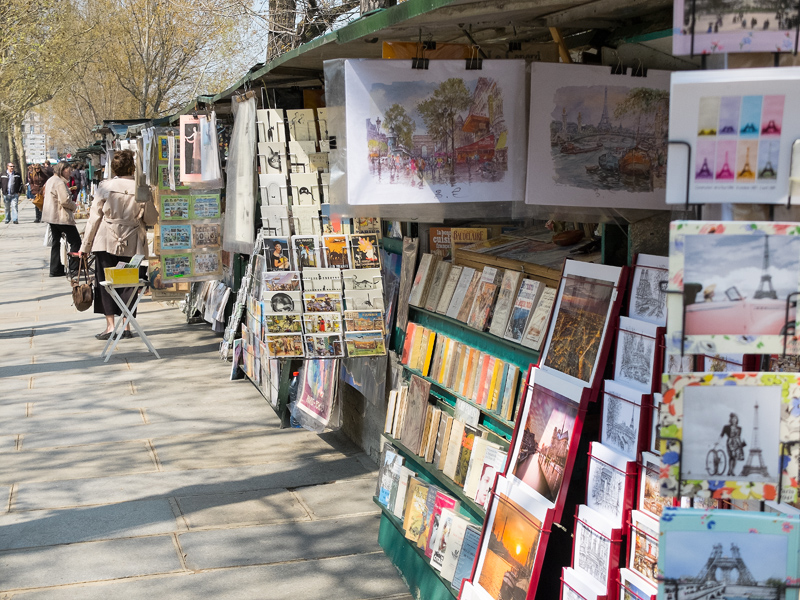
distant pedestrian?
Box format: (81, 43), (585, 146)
(1, 162), (23, 224)
(42, 161), (80, 277)
(28, 164), (47, 223)
(43, 160), (54, 178)
(80, 150), (157, 340)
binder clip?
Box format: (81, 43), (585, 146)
(466, 45), (483, 70)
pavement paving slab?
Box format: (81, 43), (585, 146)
(295, 477), (382, 519)
(175, 487), (310, 529)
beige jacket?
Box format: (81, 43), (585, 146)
(42, 175), (76, 225)
(80, 177), (158, 257)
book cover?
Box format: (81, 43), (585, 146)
(465, 351), (481, 400)
(430, 335), (446, 382)
(454, 345), (469, 395)
(456, 270), (483, 323)
(408, 254), (434, 308)
(474, 355), (490, 404)
(462, 437), (494, 499)
(438, 338), (452, 385)
(450, 525), (481, 592)
(521, 287), (556, 351)
(442, 420), (465, 480)
(487, 358), (503, 410)
(445, 267), (476, 319)
(467, 281), (499, 331)
(402, 478), (430, 542)
(459, 349), (475, 397)
(425, 407), (442, 462)
(431, 412), (448, 465)
(418, 405), (434, 456)
(391, 386), (406, 438)
(501, 365), (520, 421)
(416, 484), (442, 551)
(414, 327), (431, 371)
(408, 325), (426, 370)
(425, 492), (460, 558)
(436, 265), (463, 314)
(504, 279), (543, 343)
(376, 443), (403, 508)
(435, 414), (453, 470)
(417, 255), (442, 309)
(429, 227), (452, 261)
(392, 466), (415, 518)
(476, 446), (507, 508)
(491, 360), (508, 412)
(451, 227), (488, 258)
(424, 261), (452, 313)
(384, 390), (397, 434)
(479, 357), (496, 406)
(445, 342), (462, 390)
(488, 270), (522, 337)
(403, 375), (432, 456)
(453, 425), (479, 487)
(422, 331), (437, 377)
(479, 266), (499, 284)
(436, 512), (470, 577)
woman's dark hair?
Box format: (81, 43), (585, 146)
(111, 149), (136, 177)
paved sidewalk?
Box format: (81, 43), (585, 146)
(0, 203), (407, 599)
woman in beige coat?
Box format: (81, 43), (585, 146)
(80, 150), (157, 340)
(43, 162), (80, 277)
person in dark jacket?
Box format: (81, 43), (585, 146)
(28, 164), (48, 223)
(1, 162), (23, 224)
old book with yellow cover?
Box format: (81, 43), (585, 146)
(453, 425), (479, 487)
(450, 227), (487, 258)
(403, 478), (430, 541)
(408, 325), (426, 370)
(422, 330), (437, 376)
(487, 358), (504, 410)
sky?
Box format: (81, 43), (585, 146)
(663, 531), (788, 582)
(684, 234), (800, 301)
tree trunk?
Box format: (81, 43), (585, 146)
(268, 0), (297, 61)
(12, 120), (26, 170)
(0, 125), (8, 170)
(6, 128), (16, 169)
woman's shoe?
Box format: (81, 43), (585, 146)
(95, 331), (112, 340)
(122, 330), (133, 339)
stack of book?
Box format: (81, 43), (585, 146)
(400, 323), (521, 422)
(375, 443), (483, 594)
(383, 375), (508, 507)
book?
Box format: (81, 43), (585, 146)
(435, 265), (463, 314)
(403, 375), (432, 456)
(384, 390), (398, 434)
(445, 267), (476, 319)
(425, 491), (460, 558)
(422, 330), (437, 376)
(424, 261), (452, 312)
(462, 437), (498, 499)
(408, 325), (427, 370)
(425, 407), (442, 462)
(402, 478), (430, 542)
(434, 414), (453, 469)
(408, 254), (435, 308)
(392, 466), (415, 518)
(429, 227), (452, 261)
(466, 281), (498, 331)
(521, 287), (556, 351)
(413, 327), (430, 371)
(453, 425), (479, 487)
(447, 343), (463, 390)
(391, 386), (406, 438)
(416, 484), (441, 551)
(501, 365), (520, 421)
(456, 270), (483, 323)
(504, 279), (543, 343)
(488, 269), (522, 337)
(450, 524), (481, 592)
(430, 336), (445, 382)
(450, 227), (487, 258)
(401, 323), (415, 364)
(442, 420), (465, 480)
(475, 357), (491, 405)
(418, 405), (434, 456)
(437, 338), (451, 385)
(436, 511), (470, 577)
(475, 446), (507, 508)
(454, 345), (469, 395)
(489, 359), (506, 411)
(376, 443), (403, 509)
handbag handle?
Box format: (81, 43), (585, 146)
(78, 256), (91, 285)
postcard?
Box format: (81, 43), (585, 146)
(343, 310), (385, 334)
(286, 109), (318, 142)
(342, 268), (382, 291)
(292, 235), (321, 269)
(258, 174), (289, 206)
(262, 291), (302, 313)
(667, 221), (800, 355)
(192, 223), (221, 249)
(256, 108), (285, 143)
(303, 312), (342, 334)
(265, 313), (303, 334)
(344, 290), (384, 311)
(288, 140), (316, 173)
(614, 317), (659, 393)
(291, 173), (321, 205)
(261, 271), (301, 292)
(258, 142), (287, 175)
(303, 291), (343, 313)
(344, 330), (386, 357)
(161, 224), (191, 250)
(293, 205), (322, 236)
(561, 567), (606, 600)
(302, 268), (342, 291)
(160, 196), (190, 220)
(601, 380), (644, 460)
(157, 164), (188, 190)
(265, 334), (305, 358)
(178, 115), (203, 183)
(629, 510), (658, 584)
(619, 568), (656, 600)
(322, 235), (351, 269)
(264, 237), (292, 271)
(296, 359), (339, 426)
(629, 254), (668, 327)
(193, 251), (221, 277)
(587, 442), (632, 528)
(304, 334), (344, 358)
(162, 253), (191, 279)
(573, 504), (615, 589)
(349, 233), (381, 269)
(639, 451), (670, 521)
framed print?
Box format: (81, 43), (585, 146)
(258, 174), (289, 206)
(297, 359), (338, 426)
(628, 510), (658, 585)
(160, 195), (190, 220)
(303, 312), (342, 334)
(302, 268), (343, 291)
(659, 372), (800, 502)
(265, 237), (292, 271)
(262, 291), (302, 313)
(601, 380), (645, 460)
(343, 268), (382, 291)
(658, 509), (800, 600)
(349, 234), (381, 269)
(667, 68), (800, 205)
(344, 330), (386, 357)
(343, 310), (384, 334)
(179, 115), (203, 183)
(526, 63), (670, 210)
(639, 451), (671, 520)
(322, 235), (351, 269)
(540, 260), (625, 389)
(265, 334), (305, 358)
(190, 193), (221, 219)
(291, 235), (321, 269)
(304, 333), (344, 358)
(193, 251), (222, 277)
(162, 253), (191, 279)
(629, 254), (668, 327)
(506, 367), (586, 521)
(343, 59), (527, 205)
(573, 504), (618, 592)
(265, 313), (303, 334)
(261, 271), (301, 292)
(193, 223), (221, 248)
(472, 475), (552, 600)
(303, 291), (343, 313)
(614, 317), (660, 393)
(161, 224), (192, 250)
(586, 441), (635, 528)
(667, 220), (800, 355)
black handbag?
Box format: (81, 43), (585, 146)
(71, 256), (93, 312)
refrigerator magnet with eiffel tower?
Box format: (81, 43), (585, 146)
(658, 372), (800, 503)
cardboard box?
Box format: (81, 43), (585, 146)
(104, 267), (139, 285)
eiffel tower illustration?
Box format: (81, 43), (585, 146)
(716, 152), (734, 179)
(696, 158), (713, 178)
(737, 147), (754, 179)
(754, 236), (777, 299)
(741, 401), (770, 477)
(759, 143), (777, 179)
